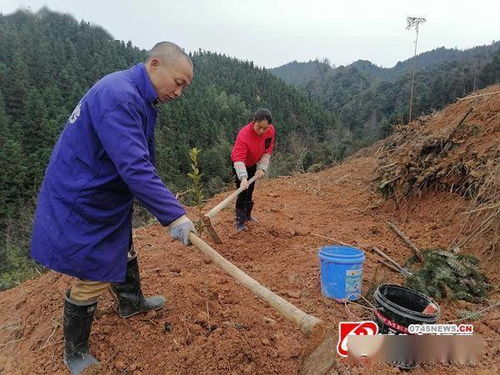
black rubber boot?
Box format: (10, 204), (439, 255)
(235, 208), (248, 231)
(245, 201), (258, 223)
(111, 257), (166, 318)
(63, 290), (99, 375)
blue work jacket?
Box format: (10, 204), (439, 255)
(30, 63), (185, 282)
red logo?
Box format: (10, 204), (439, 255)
(337, 321), (379, 357)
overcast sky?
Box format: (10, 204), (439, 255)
(2, 0), (499, 68)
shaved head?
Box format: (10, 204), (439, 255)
(145, 41), (194, 103)
(146, 41), (192, 68)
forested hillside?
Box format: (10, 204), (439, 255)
(271, 43), (500, 142)
(267, 59), (333, 87)
(0, 9), (347, 288)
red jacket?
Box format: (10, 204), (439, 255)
(231, 122), (275, 166)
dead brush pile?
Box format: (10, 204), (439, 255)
(376, 86), (500, 254)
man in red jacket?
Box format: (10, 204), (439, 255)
(231, 109), (275, 231)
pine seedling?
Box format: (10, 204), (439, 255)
(404, 248), (490, 302)
(187, 148), (206, 234)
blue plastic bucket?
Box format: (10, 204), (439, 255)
(318, 245), (365, 302)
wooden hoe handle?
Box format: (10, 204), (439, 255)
(189, 232), (321, 335)
(205, 175), (258, 219)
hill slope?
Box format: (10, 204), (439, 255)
(0, 87), (498, 375)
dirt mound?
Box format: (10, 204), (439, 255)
(1, 89), (499, 374)
(377, 86), (500, 253)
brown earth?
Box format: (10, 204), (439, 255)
(0, 88), (499, 375)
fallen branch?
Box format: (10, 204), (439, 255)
(446, 302), (500, 323)
(445, 107), (473, 143)
(332, 174), (351, 184)
(311, 233), (350, 246)
(379, 176), (400, 189)
(457, 90), (500, 101)
(372, 247), (413, 277)
(461, 203), (500, 215)
(380, 162), (397, 170)
(387, 221), (424, 262)
(375, 257), (401, 273)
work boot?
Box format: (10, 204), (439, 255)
(245, 201), (258, 223)
(235, 208), (248, 231)
(111, 257), (166, 318)
(63, 290), (99, 375)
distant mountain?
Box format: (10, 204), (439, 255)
(271, 43), (500, 84)
(269, 42), (500, 142)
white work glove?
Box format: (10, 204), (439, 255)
(240, 177), (249, 190)
(168, 215), (196, 245)
(255, 169), (265, 179)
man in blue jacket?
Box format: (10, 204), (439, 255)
(30, 41), (195, 374)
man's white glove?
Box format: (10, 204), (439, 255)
(168, 215), (196, 245)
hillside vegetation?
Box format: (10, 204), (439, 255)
(271, 43), (500, 143)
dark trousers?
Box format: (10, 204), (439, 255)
(234, 164), (257, 209)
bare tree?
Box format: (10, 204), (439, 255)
(406, 16), (427, 124)
(317, 57), (332, 81)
